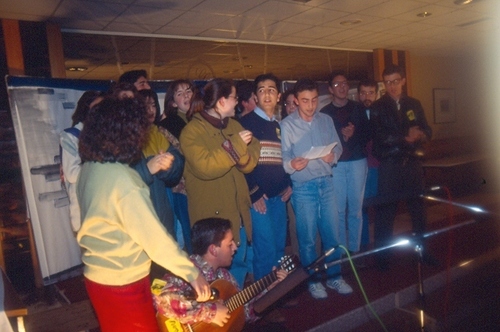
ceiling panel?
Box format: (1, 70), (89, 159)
(0, 0), (498, 81)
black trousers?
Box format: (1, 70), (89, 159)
(374, 157), (426, 252)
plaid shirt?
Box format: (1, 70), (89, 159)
(153, 255), (258, 325)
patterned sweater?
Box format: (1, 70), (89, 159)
(239, 110), (291, 203)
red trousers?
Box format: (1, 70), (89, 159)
(85, 275), (159, 332)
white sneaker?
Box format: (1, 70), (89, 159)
(326, 278), (353, 295)
(308, 282), (327, 299)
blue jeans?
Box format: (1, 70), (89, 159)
(172, 193), (192, 254)
(333, 159), (367, 252)
(291, 176), (342, 281)
(251, 196), (287, 280)
(229, 226), (251, 288)
(361, 167), (378, 246)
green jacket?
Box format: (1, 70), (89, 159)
(180, 112), (260, 245)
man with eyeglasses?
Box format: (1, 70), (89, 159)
(320, 70), (370, 257)
(370, 64), (432, 270)
(357, 79), (380, 254)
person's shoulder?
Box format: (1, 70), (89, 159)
(238, 111), (259, 127)
(347, 99), (364, 110)
(316, 111), (333, 122)
(371, 94), (391, 108)
(319, 102), (333, 114)
(402, 95), (421, 104)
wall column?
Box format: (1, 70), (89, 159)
(2, 19), (25, 76)
(46, 22), (66, 78)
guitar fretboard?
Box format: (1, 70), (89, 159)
(224, 270), (278, 313)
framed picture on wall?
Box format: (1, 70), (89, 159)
(433, 88), (456, 124)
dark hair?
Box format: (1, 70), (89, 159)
(357, 79), (379, 93)
(118, 70), (148, 84)
(280, 89), (294, 119)
(191, 218), (232, 256)
(79, 97), (149, 164)
(293, 78), (318, 97)
(110, 82), (138, 99)
(235, 80), (254, 112)
(163, 79), (195, 119)
(71, 91), (102, 127)
(137, 88), (156, 101)
(327, 70), (347, 86)
(254, 73), (281, 94)
(382, 64), (405, 78)
(190, 78), (235, 114)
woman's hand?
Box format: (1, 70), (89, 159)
(147, 152), (174, 175)
(239, 130), (253, 145)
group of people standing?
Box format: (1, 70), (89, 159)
(60, 63), (432, 331)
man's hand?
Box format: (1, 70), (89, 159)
(291, 157), (309, 171)
(147, 151), (174, 175)
(405, 126), (425, 143)
(253, 195), (268, 214)
(239, 130), (253, 145)
(341, 122), (355, 142)
(267, 268), (288, 291)
(321, 152), (335, 164)
(211, 302), (230, 327)
(189, 274), (211, 302)
(280, 186), (293, 202)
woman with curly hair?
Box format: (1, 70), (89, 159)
(180, 78), (260, 288)
(77, 97), (210, 331)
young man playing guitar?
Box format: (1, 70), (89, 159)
(153, 218), (289, 331)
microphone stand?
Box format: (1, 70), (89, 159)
(318, 218), (479, 332)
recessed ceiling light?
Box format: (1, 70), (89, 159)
(453, 0), (475, 5)
(66, 67), (87, 72)
(340, 19), (362, 26)
(416, 11), (432, 17)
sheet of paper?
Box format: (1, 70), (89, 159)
(302, 142), (338, 160)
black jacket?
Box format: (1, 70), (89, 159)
(371, 94), (432, 160)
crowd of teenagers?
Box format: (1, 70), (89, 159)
(61, 65), (431, 331)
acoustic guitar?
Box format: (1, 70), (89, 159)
(156, 255), (297, 332)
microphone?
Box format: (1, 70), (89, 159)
(184, 287), (220, 301)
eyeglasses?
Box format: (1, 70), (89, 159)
(360, 91), (376, 96)
(384, 79), (401, 86)
(332, 81), (348, 88)
(228, 95), (239, 101)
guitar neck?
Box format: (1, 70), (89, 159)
(224, 270), (277, 313)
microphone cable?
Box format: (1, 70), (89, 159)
(338, 245), (389, 332)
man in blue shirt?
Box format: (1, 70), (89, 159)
(281, 78), (353, 299)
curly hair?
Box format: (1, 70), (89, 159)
(79, 97), (149, 164)
(118, 69), (148, 84)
